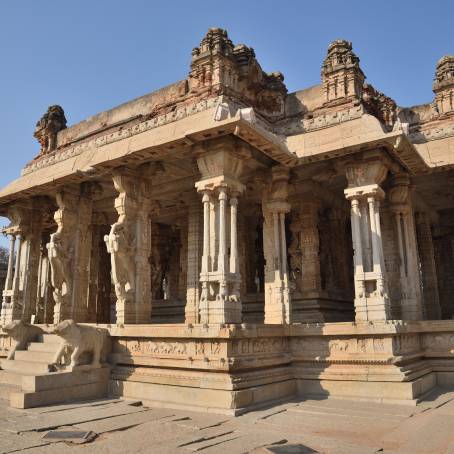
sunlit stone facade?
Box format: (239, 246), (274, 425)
(0, 30), (454, 413)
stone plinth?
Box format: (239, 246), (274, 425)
(2, 321), (454, 413)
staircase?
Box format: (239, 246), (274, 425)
(2, 333), (61, 374)
(0, 331), (109, 409)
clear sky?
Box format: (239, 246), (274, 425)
(0, 0), (453, 246)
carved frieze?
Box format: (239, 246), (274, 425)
(23, 97), (221, 175)
(231, 337), (289, 356)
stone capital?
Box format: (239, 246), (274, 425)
(388, 173), (411, 208)
(267, 201), (291, 214)
(195, 176), (245, 195)
(344, 157), (388, 188)
(344, 184), (385, 201)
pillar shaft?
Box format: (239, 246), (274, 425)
(345, 187), (390, 321)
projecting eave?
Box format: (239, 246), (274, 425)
(286, 113), (430, 175)
(0, 97), (296, 208)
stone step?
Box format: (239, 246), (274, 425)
(0, 383), (21, 400)
(1, 359), (51, 374)
(27, 342), (59, 353)
(36, 334), (61, 344)
(14, 350), (56, 364)
(0, 369), (22, 386)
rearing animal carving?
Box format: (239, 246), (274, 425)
(105, 221), (135, 303)
(47, 231), (72, 309)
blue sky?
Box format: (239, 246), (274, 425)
(0, 0), (453, 246)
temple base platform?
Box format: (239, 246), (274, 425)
(2, 320), (454, 413)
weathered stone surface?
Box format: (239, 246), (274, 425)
(0, 28), (453, 418)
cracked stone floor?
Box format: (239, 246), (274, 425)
(1, 388), (454, 454)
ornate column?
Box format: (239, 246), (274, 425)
(388, 174), (423, 320)
(104, 168), (152, 325)
(47, 187), (94, 323)
(195, 139), (245, 324)
(1, 234), (16, 320)
(344, 156), (391, 321)
(184, 195), (202, 324)
(300, 198), (323, 298)
(1, 202), (43, 324)
(263, 166), (291, 324)
(416, 212), (441, 320)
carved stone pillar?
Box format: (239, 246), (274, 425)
(263, 166), (291, 324)
(1, 202), (43, 324)
(195, 141), (245, 324)
(1, 234), (16, 320)
(105, 169), (152, 325)
(344, 157), (391, 321)
(184, 196), (202, 324)
(300, 199), (323, 298)
(48, 186), (93, 323)
(87, 214), (112, 323)
(388, 174), (423, 321)
(416, 212), (441, 320)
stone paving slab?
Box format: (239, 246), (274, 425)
(10, 402), (148, 433)
(74, 408), (175, 434)
(170, 412), (231, 430)
(1, 393), (454, 453)
(24, 397), (129, 414)
(0, 432), (52, 453)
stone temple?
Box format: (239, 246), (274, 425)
(0, 28), (453, 413)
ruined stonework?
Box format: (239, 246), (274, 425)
(0, 28), (454, 413)
(33, 105), (67, 156)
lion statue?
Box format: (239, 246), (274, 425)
(51, 320), (109, 369)
(2, 320), (44, 360)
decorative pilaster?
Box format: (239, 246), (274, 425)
(388, 174), (423, 320)
(184, 197), (202, 324)
(344, 157), (390, 321)
(300, 199), (323, 297)
(416, 212), (441, 320)
(263, 166), (291, 324)
(104, 168), (152, 325)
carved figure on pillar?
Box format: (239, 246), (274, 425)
(48, 231), (72, 320)
(47, 192), (77, 323)
(104, 168), (152, 325)
(105, 222), (135, 313)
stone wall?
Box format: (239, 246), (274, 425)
(104, 321), (454, 413)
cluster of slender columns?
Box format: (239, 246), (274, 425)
(198, 185), (242, 324)
(346, 187), (390, 321)
(1, 234), (22, 323)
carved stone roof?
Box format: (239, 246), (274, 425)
(322, 39), (362, 76)
(433, 55), (454, 90)
(189, 28), (287, 120)
(191, 27), (234, 58)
